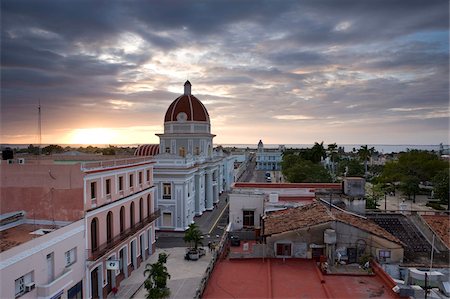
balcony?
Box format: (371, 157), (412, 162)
(87, 209), (160, 261)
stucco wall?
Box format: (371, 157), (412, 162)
(0, 220), (85, 299)
(229, 193), (264, 230)
(1, 163), (84, 221)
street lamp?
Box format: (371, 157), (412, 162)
(384, 192), (387, 211)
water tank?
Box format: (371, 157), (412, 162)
(324, 229), (336, 244)
(269, 193), (279, 203)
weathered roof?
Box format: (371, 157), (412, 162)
(422, 215), (450, 249)
(263, 202), (402, 245)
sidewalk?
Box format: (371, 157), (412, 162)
(131, 247), (213, 299)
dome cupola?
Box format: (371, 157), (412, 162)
(164, 81), (210, 123)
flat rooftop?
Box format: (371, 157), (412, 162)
(0, 223), (58, 252)
(203, 258), (399, 299)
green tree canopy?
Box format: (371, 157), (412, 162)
(432, 169), (449, 205)
(282, 155), (332, 183)
(144, 253), (171, 299)
(183, 223), (203, 250)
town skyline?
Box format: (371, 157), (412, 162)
(1, 0), (449, 145)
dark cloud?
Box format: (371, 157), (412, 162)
(1, 0), (448, 144)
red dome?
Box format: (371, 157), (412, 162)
(134, 144), (159, 156)
(164, 81), (210, 122)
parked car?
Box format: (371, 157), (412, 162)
(266, 176), (272, 182)
(230, 235), (240, 246)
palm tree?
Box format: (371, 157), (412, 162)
(358, 145), (374, 178)
(311, 142), (326, 163)
(144, 253), (171, 299)
(184, 223), (203, 251)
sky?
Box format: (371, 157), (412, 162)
(1, 0), (449, 146)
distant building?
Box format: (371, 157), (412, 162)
(255, 140), (283, 171)
(1, 155), (159, 299)
(135, 81), (235, 231)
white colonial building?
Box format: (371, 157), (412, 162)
(255, 140), (284, 171)
(135, 81), (235, 231)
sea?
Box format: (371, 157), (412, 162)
(2, 143), (448, 154)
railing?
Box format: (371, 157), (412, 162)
(87, 209), (160, 261)
(81, 157), (154, 171)
(194, 223), (231, 299)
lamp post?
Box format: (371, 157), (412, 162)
(384, 192), (387, 211)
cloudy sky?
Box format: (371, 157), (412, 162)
(1, 0), (448, 146)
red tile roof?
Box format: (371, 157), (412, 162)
(263, 202), (402, 244)
(422, 215), (450, 249)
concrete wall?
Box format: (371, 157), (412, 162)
(0, 220), (85, 299)
(1, 163), (84, 221)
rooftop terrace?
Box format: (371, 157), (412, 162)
(0, 223), (59, 252)
(203, 258), (399, 298)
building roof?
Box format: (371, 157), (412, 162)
(0, 223), (57, 252)
(263, 202), (402, 245)
(233, 182), (342, 190)
(164, 82), (210, 123)
(422, 215), (450, 249)
(203, 258), (400, 299)
(134, 144), (160, 156)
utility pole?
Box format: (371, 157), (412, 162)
(38, 100), (42, 156)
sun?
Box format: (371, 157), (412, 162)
(69, 128), (118, 145)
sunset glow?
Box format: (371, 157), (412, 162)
(69, 128), (118, 145)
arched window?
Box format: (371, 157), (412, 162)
(147, 195), (151, 217)
(139, 198), (143, 222)
(91, 217), (98, 250)
(120, 206), (125, 233)
(106, 211), (113, 243)
(130, 202), (135, 227)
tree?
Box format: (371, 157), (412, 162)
(357, 145), (375, 178)
(282, 158), (332, 183)
(183, 223), (203, 250)
(144, 253), (171, 299)
(432, 169), (449, 207)
(379, 150), (448, 202)
(310, 142), (326, 163)
(327, 143), (338, 176)
(337, 159), (364, 177)
(42, 144), (64, 155)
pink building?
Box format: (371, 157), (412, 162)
(1, 155), (159, 299)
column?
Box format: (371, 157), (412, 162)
(205, 171), (213, 210)
(194, 173), (201, 215)
(213, 168), (219, 203)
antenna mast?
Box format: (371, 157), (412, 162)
(38, 100), (42, 155)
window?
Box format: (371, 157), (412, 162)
(243, 210), (255, 227)
(120, 206), (125, 233)
(106, 211), (113, 243)
(179, 147), (186, 157)
(105, 179), (111, 195)
(165, 147), (170, 153)
(379, 250), (391, 258)
(129, 174), (134, 188)
(276, 243), (292, 256)
(195, 146), (200, 155)
(139, 172), (142, 184)
(118, 176), (124, 191)
(147, 195), (151, 217)
(163, 183), (171, 199)
(130, 202), (135, 226)
(90, 182), (97, 200)
(91, 218), (98, 250)
(65, 247), (77, 267)
(139, 198), (144, 222)
(146, 169), (150, 182)
(15, 271), (34, 297)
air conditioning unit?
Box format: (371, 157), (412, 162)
(25, 282), (35, 292)
(18, 158), (25, 164)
